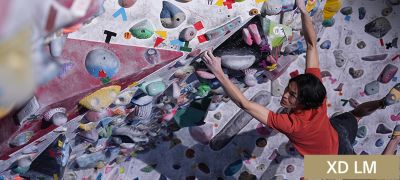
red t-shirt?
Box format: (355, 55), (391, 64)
(267, 68), (338, 156)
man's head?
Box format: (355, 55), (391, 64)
(280, 74), (326, 110)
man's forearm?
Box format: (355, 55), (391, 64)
(214, 72), (249, 108)
(301, 11), (317, 47)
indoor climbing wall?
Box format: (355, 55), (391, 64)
(0, 0), (399, 180)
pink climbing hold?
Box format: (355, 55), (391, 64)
(390, 114), (400, 121)
(242, 28), (253, 46)
(248, 24), (262, 45)
(189, 123), (213, 145)
(378, 64), (398, 84)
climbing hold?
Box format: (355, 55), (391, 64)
(364, 80), (379, 96)
(261, 0), (296, 15)
(256, 137), (267, 148)
(196, 70), (215, 79)
(333, 50), (346, 67)
(224, 159), (243, 176)
(197, 84), (211, 97)
(321, 71), (332, 78)
(214, 112), (222, 120)
(43, 107), (68, 126)
(384, 83), (400, 105)
(160, 1), (186, 29)
(378, 64), (398, 84)
(85, 49), (120, 79)
(256, 164), (266, 171)
(340, 6), (352, 15)
(249, 8), (259, 16)
(78, 129), (99, 143)
(320, 40), (331, 49)
(248, 24), (262, 45)
(140, 164), (157, 173)
(349, 67), (363, 79)
(118, 0), (137, 8)
(198, 163), (210, 174)
(131, 95), (153, 106)
(129, 20), (154, 39)
(364, 17), (392, 39)
(356, 41), (366, 49)
(375, 138), (384, 147)
(210, 79), (222, 89)
(322, 18), (335, 27)
(79, 86), (121, 112)
(242, 28), (253, 46)
(349, 98), (360, 108)
(189, 123), (213, 145)
(387, 0), (400, 5)
(176, 0), (192, 2)
(172, 164), (181, 169)
(129, 103), (153, 125)
(144, 48), (159, 65)
(360, 151), (369, 155)
(221, 55), (255, 70)
(185, 148), (195, 158)
(334, 83), (343, 91)
(239, 171), (257, 180)
(12, 156), (32, 174)
(256, 123), (271, 136)
(356, 126), (367, 138)
(361, 54), (388, 61)
(114, 89), (136, 106)
(286, 165), (295, 173)
(376, 123), (392, 134)
(345, 36), (352, 45)
(49, 36), (66, 57)
(244, 68), (258, 87)
(381, 6), (393, 16)
(179, 27), (197, 42)
(141, 80), (166, 96)
(358, 7), (366, 20)
(10, 131), (34, 147)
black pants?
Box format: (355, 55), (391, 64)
(329, 112), (358, 154)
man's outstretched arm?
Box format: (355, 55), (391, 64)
(201, 50), (271, 125)
(296, 0), (319, 69)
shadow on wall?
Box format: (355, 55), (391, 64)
(131, 128), (302, 180)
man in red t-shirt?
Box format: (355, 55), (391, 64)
(201, 0), (400, 155)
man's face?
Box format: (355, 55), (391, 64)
(280, 81), (299, 109)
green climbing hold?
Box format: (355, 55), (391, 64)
(129, 19), (155, 39)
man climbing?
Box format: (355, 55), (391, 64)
(201, 0), (400, 155)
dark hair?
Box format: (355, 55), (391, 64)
(288, 73), (326, 110)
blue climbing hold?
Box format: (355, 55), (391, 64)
(320, 40), (331, 49)
(224, 159), (243, 176)
(375, 138), (384, 147)
(358, 7), (366, 20)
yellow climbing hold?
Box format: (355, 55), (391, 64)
(215, 0), (224, 6)
(119, 167), (125, 174)
(255, 0), (266, 4)
(128, 81), (139, 88)
(155, 31), (167, 39)
(306, 0), (317, 13)
(323, 0), (342, 20)
(79, 85), (121, 112)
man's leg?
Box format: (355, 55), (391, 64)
(350, 83), (400, 122)
(382, 125), (400, 155)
